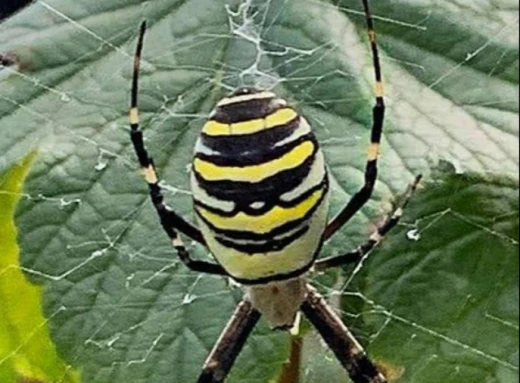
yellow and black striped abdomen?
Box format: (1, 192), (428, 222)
(190, 88), (329, 284)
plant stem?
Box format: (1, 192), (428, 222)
(277, 336), (302, 383)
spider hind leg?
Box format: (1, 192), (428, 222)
(301, 287), (387, 383)
(197, 300), (261, 383)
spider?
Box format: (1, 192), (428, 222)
(129, 1), (421, 382)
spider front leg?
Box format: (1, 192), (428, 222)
(323, 0), (386, 241)
(130, 22), (226, 276)
(301, 286), (387, 383)
(197, 299), (261, 383)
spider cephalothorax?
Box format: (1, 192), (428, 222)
(128, 2), (420, 382)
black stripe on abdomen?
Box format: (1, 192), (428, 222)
(200, 116), (300, 155)
(194, 183), (328, 242)
(211, 96), (283, 124)
(215, 225), (310, 254)
(193, 177), (328, 217)
(195, 134), (314, 168)
(192, 151), (317, 205)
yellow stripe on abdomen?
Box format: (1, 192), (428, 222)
(203, 108), (298, 136)
(195, 187), (329, 282)
(196, 188), (324, 234)
(193, 140), (315, 183)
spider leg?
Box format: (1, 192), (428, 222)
(301, 286), (387, 383)
(323, 0), (385, 241)
(130, 22), (226, 276)
(315, 175), (421, 271)
(197, 299), (261, 383)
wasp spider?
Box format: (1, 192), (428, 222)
(129, 1), (421, 382)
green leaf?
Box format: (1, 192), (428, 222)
(0, 156), (79, 383)
(0, 0), (518, 382)
(303, 166), (519, 383)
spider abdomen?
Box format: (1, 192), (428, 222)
(191, 88), (329, 284)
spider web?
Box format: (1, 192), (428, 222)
(0, 0), (518, 382)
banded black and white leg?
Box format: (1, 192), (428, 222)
(316, 174), (422, 271)
(304, 175), (422, 383)
(197, 300), (261, 383)
(301, 286), (387, 383)
(323, 0), (386, 240)
(129, 21), (227, 276)
(312, 6), (413, 382)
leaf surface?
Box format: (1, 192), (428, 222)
(0, 0), (517, 382)
(0, 158), (79, 383)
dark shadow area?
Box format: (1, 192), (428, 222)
(0, 0), (33, 20)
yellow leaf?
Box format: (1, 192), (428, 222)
(0, 156), (79, 383)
